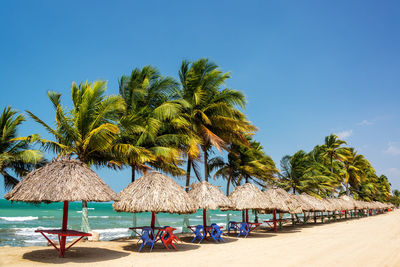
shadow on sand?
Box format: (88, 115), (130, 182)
(179, 235), (238, 244)
(122, 240), (200, 253)
(23, 247), (129, 264)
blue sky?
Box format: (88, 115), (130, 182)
(1, 0), (399, 196)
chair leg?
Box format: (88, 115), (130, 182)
(138, 242), (145, 252)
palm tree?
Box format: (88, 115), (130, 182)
(393, 189), (400, 198)
(178, 59), (255, 186)
(342, 148), (370, 196)
(279, 151), (308, 194)
(115, 66), (185, 182)
(0, 107), (44, 190)
(211, 137), (277, 196)
(27, 81), (125, 232)
(322, 134), (348, 174)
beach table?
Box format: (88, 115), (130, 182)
(264, 218), (290, 231)
(35, 229), (91, 257)
(129, 226), (165, 239)
(228, 222), (262, 234)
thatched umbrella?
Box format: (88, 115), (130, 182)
(339, 195), (357, 218)
(295, 194), (329, 223)
(261, 188), (302, 232)
(113, 171), (197, 229)
(292, 195), (314, 212)
(228, 183), (272, 223)
(188, 181), (232, 228)
(4, 159), (118, 257)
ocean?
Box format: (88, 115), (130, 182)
(0, 199), (275, 247)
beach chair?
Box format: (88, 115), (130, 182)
(161, 227), (181, 251)
(138, 227), (157, 252)
(191, 225), (206, 243)
(227, 221), (238, 233)
(237, 222), (250, 238)
(208, 224), (225, 243)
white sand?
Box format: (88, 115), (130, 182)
(1, 210), (399, 267)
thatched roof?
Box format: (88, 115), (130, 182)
(296, 193), (327, 211)
(324, 198), (340, 211)
(188, 181), (232, 210)
(4, 159), (118, 203)
(113, 172), (197, 214)
(228, 183), (272, 210)
(339, 195), (356, 210)
(325, 198), (353, 211)
(292, 195), (314, 211)
(262, 188), (303, 214)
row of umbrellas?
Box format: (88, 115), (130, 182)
(5, 159), (394, 227)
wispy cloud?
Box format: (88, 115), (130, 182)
(336, 130), (353, 140)
(357, 120), (373, 126)
(384, 142), (400, 156)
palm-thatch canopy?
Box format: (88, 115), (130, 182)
(228, 183), (272, 210)
(292, 195), (314, 211)
(262, 188), (303, 214)
(322, 198), (338, 211)
(296, 193), (327, 211)
(339, 195), (357, 210)
(4, 159), (118, 203)
(325, 198), (351, 211)
(188, 181), (232, 210)
(113, 171), (197, 214)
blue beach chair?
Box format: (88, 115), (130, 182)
(191, 225), (206, 243)
(138, 227), (157, 252)
(209, 224), (225, 243)
(237, 222), (250, 238)
(227, 221), (238, 233)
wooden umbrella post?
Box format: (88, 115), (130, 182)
(60, 201), (69, 257)
(203, 209), (207, 228)
(246, 209), (249, 224)
(273, 209), (277, 232)
(151, 211), (156, 229)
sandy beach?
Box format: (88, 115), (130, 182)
(0, 210), (399, 267)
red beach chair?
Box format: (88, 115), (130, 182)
(161, 227), (181, 251)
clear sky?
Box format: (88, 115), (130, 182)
(1, 0), (399, 196)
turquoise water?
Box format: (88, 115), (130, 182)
(0, 199), (275, 247)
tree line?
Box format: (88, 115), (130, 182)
(1, 58), (398, 210)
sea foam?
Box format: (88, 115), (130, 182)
(0, 216), (38, 222)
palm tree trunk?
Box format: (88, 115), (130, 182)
(204, 149), (208, 182)
(226, 173), (232, 196)
(330, 154), (333, 174)
(130, 164), (136, 237)
(185, 158), (192, 192)
(79, 159), (91, 233)
(131, 164), (136, 182)
(345, 182), (350, 196)
(81, 200), (91, 233)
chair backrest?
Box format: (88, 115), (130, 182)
(162, 227), (177, 241)
(212, 224), (222, 234)
(195, 225), (204, 232)
(164, 227), (176, 234)
(141, 227), (155, 240)
(240, 222), (249, 231)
